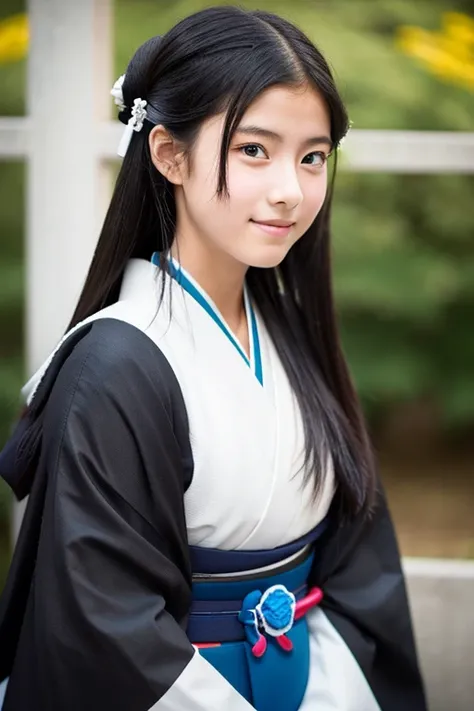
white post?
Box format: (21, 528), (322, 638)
(26, 0), (112, 375)
(12, 0), (112, 537)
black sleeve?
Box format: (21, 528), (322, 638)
(3, 320), (251, 711)
(314, 491), (428, 711)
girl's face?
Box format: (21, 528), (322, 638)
(168, 83), (331, 271)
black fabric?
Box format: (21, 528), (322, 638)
(0, 323), (96, 499)
(0, 323), (97, 683)
(0, 317), (427, 710)
(0, 319), (194, 710)
(312, 492), (428, 711)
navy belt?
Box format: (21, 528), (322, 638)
(189, 516), (329, 575)
(187, 518), (328, 645)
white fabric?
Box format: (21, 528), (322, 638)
(301, 609), (381, 711)
(150, 652), (255, 711)
(151, 263), (334, 550)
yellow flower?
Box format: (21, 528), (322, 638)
(0, 13), (29, 65)
(396, 12), (474, 92)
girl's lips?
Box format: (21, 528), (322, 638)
(251, 220), (294, 237)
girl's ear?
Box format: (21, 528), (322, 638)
(148, 125), (186, 185)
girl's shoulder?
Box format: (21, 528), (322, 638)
(22, 294), (158, 405)
(2, 318), (191, 501)
(31, 317), (177, 410)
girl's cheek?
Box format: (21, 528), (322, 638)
(305, 178), (327, 207)
(228, 170), (261, 198)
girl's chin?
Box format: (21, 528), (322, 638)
(241, 245), (292, 269)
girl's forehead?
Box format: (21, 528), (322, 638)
(197, 84), (331, 147)
(242, 84), (330, 131)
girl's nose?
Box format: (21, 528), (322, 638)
(267, 167), (303, 210)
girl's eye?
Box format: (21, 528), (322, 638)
(302, 151), (327, 167)
(240, 144), (267, 158)
(239, 145), (328, 165)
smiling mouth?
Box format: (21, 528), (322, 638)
(250, 219), (295, 237)
(251, 219), (295, 228)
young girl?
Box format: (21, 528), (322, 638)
(0, 6), (426, 711)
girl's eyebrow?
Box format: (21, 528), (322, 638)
(235, 125), (333, 150)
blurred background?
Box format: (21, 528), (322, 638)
(0, 1), (473, 705)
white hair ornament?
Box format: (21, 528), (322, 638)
(111, 74), (126, 111)
(337, 120), (354, 151)
(111, 74), (149, 157)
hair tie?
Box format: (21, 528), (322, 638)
(111, 74), (149, 157)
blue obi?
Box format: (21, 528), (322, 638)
(186, 519), (327, 711)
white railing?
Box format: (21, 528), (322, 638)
(404, 558), (474, 711)
(3, 118), (474, 171)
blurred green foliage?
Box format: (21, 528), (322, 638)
(0, 0), (25, 560)
(0, 0), (473, 566)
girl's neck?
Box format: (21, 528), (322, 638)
(170, 236), (248, 336)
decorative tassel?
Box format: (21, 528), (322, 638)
(117, 123), (134, 158)
(240, 585), (323, 658)
(276, 634), (293, 652)
(252, 634), (267, 658)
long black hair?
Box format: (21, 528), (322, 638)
(68, 5), (376, 520)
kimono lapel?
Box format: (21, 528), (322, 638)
(141, 256), (333, 551)
(151, 253), (263, 386)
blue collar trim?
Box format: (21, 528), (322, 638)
(151, 252), (263, 385)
